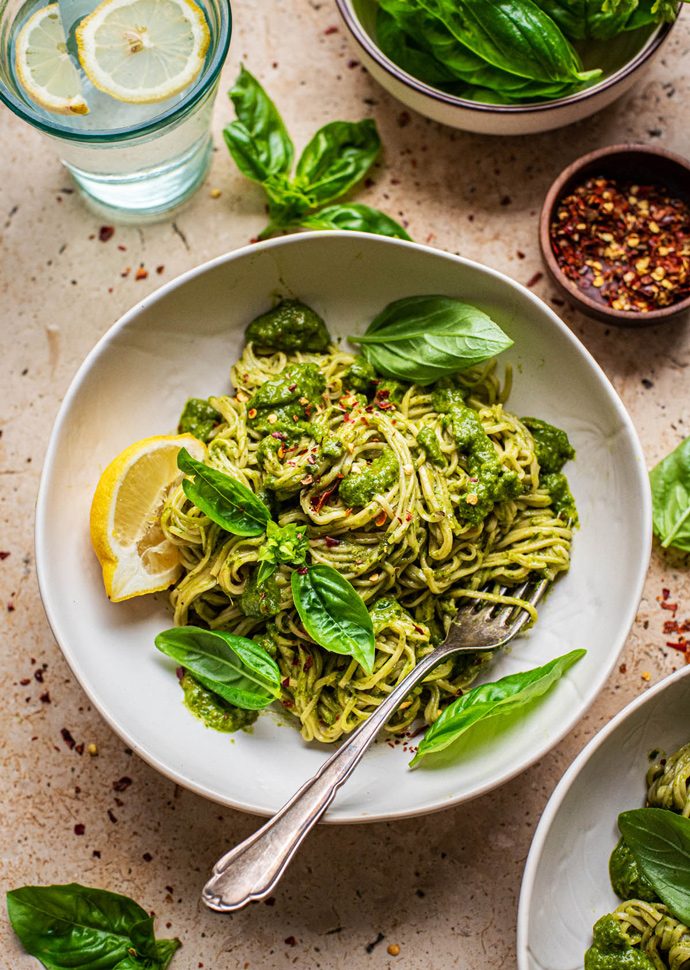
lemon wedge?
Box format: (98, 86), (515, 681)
(75, 0), (210, 105)
(90, 434), (206, 602)
(15, 4), (89, 116)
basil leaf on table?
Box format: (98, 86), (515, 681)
(349, 295), (513, 385)
(294, 120), (381, 207)
(6, 883), (180, 970)
(299, 204), (411, 240)
(223, 65), (293, 183)
(649, 435), (690, 552)
(291, 565), (376, 675)
(411, 649), (586, 765)
(178, 448), (271, 536)
(155, 626), (281, 710)
(395, 0), (600, 84)
(618, 808), (690, 925)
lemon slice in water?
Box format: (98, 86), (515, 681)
(76, 0), (210, 105)
(15, 4), (88, 115)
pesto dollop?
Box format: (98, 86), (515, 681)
(344, 356), (376, 394)
(432, 376), (468, 413)
(444, 404), (521, 524)
(542, 471), (578, 524)
(247, 362), (325, 438)
(523, 417), (576, 474)
(369, 596), (408, 631)
(246, 300), (330, 352)
(180, 672), (258, 733)
(609, 839), (659, 903)
(339, 447), (399, 507)
(584, 914), (654, 970)
(178, 397), (221, 442)
(239, 572), (282, 619)
(417, 427), (446, 468)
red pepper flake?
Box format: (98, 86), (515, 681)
(664, 620), (678, 634)
(527, 271), (543, 287)
(113, 776), (132, 792)
(0, 551), (10, 560)
(662, 588), (670, 600)
(107, 809), (118, 823)
(661, 601), (678, 614)
(325, 536), (340, 548)
(20, 678), (30, 685)
(324, 24), (338, 33)
(121, 267), (130, 278)
(347, 59), (359, 68)
(285, 937), (297, 946)
(619, 663), (627, 674)
(135, 267), (148, 281)
(7, 601), (15, 612)
(156, 265), (165, 274)
(550, 177), (690, 312)
(34, 669), (43, 683)
(117, 244), (127, 251)
(74, 824), (85, 835)
(61, 728), (76, 749)
(281, 677), (290, 688)
(282, 699), (295, 709)
(176, 666), (184, 680)
(99, 225), (114, 242)
(303, 656), (313, 672)
(75, 743), (84, 756)
(264, 896), (276, 906)
(142, 852), (153, 862)
(40, 691), (51, 703)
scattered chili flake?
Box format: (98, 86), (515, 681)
(142, 852), (153, 862)
(20, 678), (30, 685)
(667, 640), (688, 652)
(7, 602), (14, 612)
(281, 677), (290, 688)
(324, 24), (338, 33)
(550, 176), (690, 312)
(34, 669), (43, 682)
(527, 271), (543, 288)
(75, 743), (84, 755)
(619, 663), (627, 674)
(0, 551), (10, 560)
(74, 824), (85, 835)
(61, 728), (76, 749)
(156, 265), (165, 274)
(99, 225), (115, 242)
(375, 509), (387, 527)
(107, 810), (118, 823)
(135, 267), (148, 281)
(113, 776), (132, 792)
(662, 588), (670, 600)
(40, 692), (51, 703)
(661, 600), (678, 614)
(285, 937), (297, 947)
(664, 620), (678, 634)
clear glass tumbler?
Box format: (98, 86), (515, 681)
(0, 0), (231, 218)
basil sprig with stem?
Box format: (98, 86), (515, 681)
(223, 67), (410, 242)
(178, 447), (271, 536)
(291, 565), (376, 675)
(257, 521), (309, 585)
(155, 627), (281, 709)
(649, 435), (690, 552)
(6, 883), (180, 970)
(411, 649), (586, 765)
(349, 295), (514, 384)
(618, 808), (690, 924)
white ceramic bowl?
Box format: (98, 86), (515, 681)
(36, 231), (651, 821)
(518, 665), (690, 970)
(335, 0), (675, 135)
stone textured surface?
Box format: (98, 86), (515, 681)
(2, 4), (690, 968)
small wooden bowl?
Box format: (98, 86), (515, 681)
(539, 144), (690, 326)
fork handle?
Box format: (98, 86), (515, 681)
(202, 649), (442, 912)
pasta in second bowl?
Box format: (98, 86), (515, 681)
(35, 231), (650, 820)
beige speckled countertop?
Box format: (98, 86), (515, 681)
(3, 4), (690, 968)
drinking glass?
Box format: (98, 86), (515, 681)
(0, 0), (231, 218)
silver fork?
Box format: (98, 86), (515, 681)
(202, 576), (549, 912)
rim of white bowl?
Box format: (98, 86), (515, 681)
(334, 0), (676, 116)
(516, 662), (690, 968)
(35, 231), (652, 821)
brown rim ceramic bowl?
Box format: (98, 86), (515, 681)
(540, 144), (690, 326)
(334, 0), (678, 135)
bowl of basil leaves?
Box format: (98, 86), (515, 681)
(518, 663), (690, 970)
(334, 0), (680, 135)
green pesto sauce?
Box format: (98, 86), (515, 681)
(414, 597), (444, 647)
(584, 915), (654, 970)
(369, 596), (408, 631)
(245, 300), (330, 352)
(339, 447), (399, 507)
(432, 376), (468, 413)
(247, 362), (325, 437)
(417, 427), (446, 468)
(542, 472), (578, 524)
(239, 572), (282, 619)
(253, 623), (279, 658)
(609, 839), (659, 903)
(444, 404), (521, 524)
(523, 417), (576, 474)
(321, 436), (345, 459)
(375, 378), (408, 405)
(180, 672), (258, 733)
(344, 356), (376, 394)
(178, 398), (221, 442)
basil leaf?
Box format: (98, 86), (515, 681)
(349, 295), (513, 385)
(223, 66), (294, 183)
(6, 883), (180, 970)
(406, 0), (600, 84)
(299, 203), (411, 240)
(649, 436), (690, 552)
(291, 565), (375, 674)
(618, 808), (690, 925)
(178, 448), (271, 536)
(411, 649), (586, 765)
(294, 120), (381, 207)
(155, 626), (281, 710)
(256, 522), (309, 584)
(154, 940), (181, 970)
(533, 0), (637, 38)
